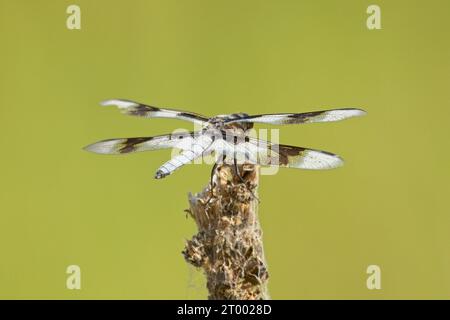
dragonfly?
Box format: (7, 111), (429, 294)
(84, 99), (366, 180)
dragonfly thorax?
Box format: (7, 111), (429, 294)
(208, 113), (253, 132)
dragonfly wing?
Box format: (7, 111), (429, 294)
(83, 132), (199, 154)
(209, 135), (344, 170)
(246, 138), (344, 169)
(101, 99), (209, 125)
(224, 108), (366, 125)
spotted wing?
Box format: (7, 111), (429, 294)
(101, 99), (209, 125)
(83, 132), (199, 154)
(224, 108), (366, 125)
(209, 136), (344, 170)
(249, 138), (344, 169)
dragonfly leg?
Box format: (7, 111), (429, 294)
(234, 157), (260, 203)
(205, 162), (219, 205)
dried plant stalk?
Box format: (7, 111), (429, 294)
(183, 164), (269, 300)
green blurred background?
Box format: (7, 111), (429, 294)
(1, 0), (449, 299)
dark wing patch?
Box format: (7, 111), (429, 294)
(274, 144), (307, 166)
(117, 137), (153, 154)
(127, 104), (156, 117)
